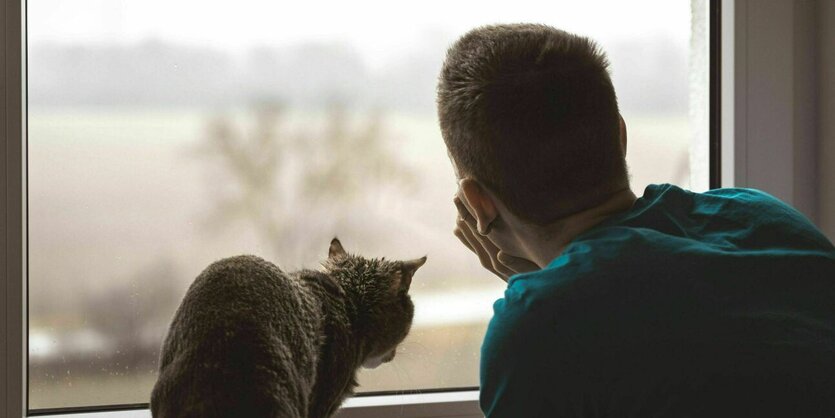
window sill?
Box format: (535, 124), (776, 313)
(33, 390), (483, 418)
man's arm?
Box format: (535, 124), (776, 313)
(480, 291), (550, 418)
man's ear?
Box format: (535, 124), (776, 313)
(459, 179), (499, 235)
(619, 115), (628, 157)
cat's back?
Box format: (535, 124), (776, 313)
(176, 255), (319, 337)
(151, 255), (324, 418)
(188, 255), (302, 314)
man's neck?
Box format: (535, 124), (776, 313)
(517, 188), (638, 268)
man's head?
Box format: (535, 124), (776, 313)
(438, 23), (628, 226)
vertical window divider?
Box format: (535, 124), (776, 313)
(2, 0), (27, 416)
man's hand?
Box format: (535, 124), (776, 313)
(453, 196), (539, 281)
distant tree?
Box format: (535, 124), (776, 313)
(301, 101), (416, 201)
(194, 100), (416, 256)
(83, 259), (180, 338)
(79, 258), (183, 371)
(195, 101), (286, 243)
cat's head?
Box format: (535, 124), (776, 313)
(322, 237), (426, 369)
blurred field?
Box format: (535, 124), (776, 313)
(29, 322), (489, 409)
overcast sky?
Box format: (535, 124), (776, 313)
(29, 0), (692, 70)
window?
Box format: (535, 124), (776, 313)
(20, 0), (712, 414)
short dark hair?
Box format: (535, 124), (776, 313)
(437, 23), (628, 225)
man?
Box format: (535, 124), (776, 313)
(437, 24), (835, 417)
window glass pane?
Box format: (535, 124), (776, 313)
(28, 0), (707, 409)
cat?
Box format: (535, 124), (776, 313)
(150, 238), (426, 418)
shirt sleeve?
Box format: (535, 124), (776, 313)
(480, 287), (550, 418)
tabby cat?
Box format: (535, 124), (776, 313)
(150, 238), (426, 418)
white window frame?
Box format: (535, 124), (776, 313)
(720, 0), (822, 223)
(5, 0), (824, 416)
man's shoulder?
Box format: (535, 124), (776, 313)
(696, 186), (835, 253)
(644, 183), (799, 215)
(655, 184), (817, 228)
(588, 184), (835, 255)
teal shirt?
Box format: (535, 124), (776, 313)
(480, 184), (835, 417)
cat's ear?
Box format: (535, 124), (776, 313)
(329, 237), (347, 260)
(398, 256), (427, 291)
